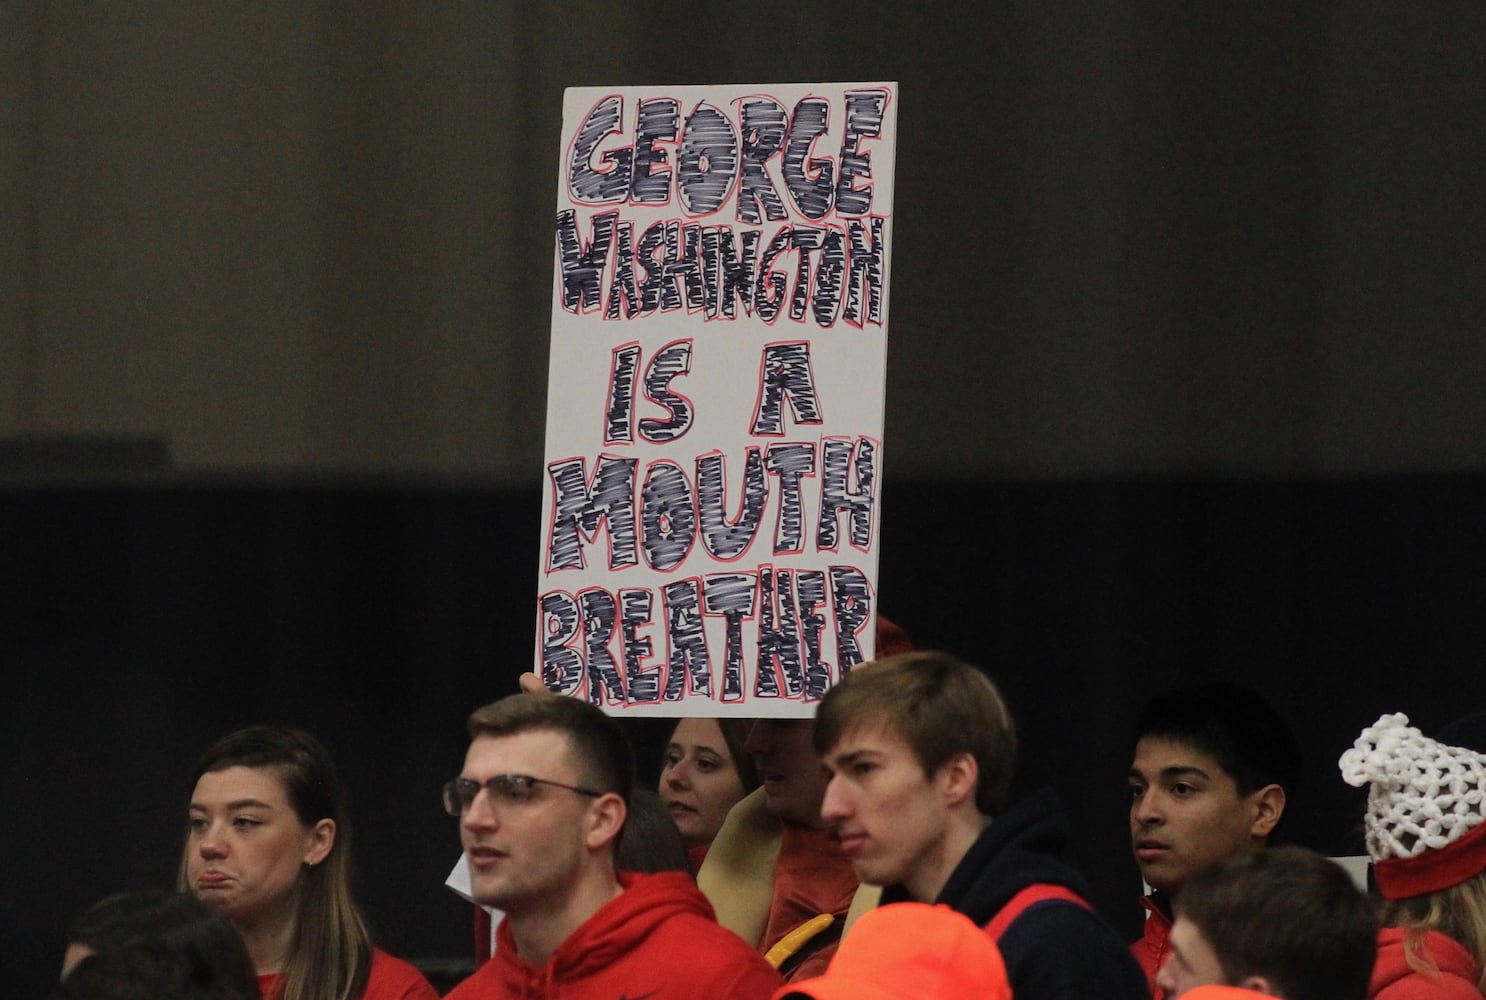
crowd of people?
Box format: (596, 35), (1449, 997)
(48, 616), (1486, 1000)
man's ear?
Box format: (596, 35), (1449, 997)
(1248, 784), (1285, 842)
(937, 752), (980, 810)
(586, 793), (627, 851)
(1236, 972), (1278, 997)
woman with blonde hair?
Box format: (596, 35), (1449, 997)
(179, 725), (438, 1000)
(1340, 713), (1486, 1000)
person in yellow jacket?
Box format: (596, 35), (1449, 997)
(695, 615), (913, 980)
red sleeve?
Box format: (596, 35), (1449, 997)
(362, 950), (441, 1000)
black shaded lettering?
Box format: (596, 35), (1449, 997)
(662, 578), (711, 701)
(782, 97), (834, 220)
(546, 455), (639, 572)
(737, 97), (789, 225)
(640, 460), (696, 571)
(696, 448), (766, 561)
(704, 572), (756, 702)
(677, 103), (739, 217)
(555, 209), (617, 313)
(764, 443), (816, 554)
(751, 342), (823, 435)
(830, 567), (872, 673)
(605, 343), (640, 445)
(620, 588), (660, 702)
(537, 591), (584, 695)
(835, 89), (888, 216)
(638, 340), (694, 443)
(755, 566), (804, 698)
(581, 587), (626, 703)
(817, 437), (877, 552)
(568, 95), (630, 203)
(632, 97), (679, 205)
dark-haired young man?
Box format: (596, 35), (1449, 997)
(1127, 682), (1302, 1000)
(1156, 846), (1377, 1000)
(814, 650), (1147, 1000)
(441, 693), (783, 1000)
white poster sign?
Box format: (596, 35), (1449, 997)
(535, 82), (898, 716)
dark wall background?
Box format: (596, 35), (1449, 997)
(5, 4), (1486, 479)
(5, 475), (1484, 996)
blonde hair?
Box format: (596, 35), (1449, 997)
(1379, 870), (1486, 993)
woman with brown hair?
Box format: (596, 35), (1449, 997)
(179, 725), (438, 1000)
(658, 716), (761, 871)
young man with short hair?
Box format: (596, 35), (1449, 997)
(695, 614), (913, 980)
(1127, 682), (1301, 999)
(813, 650), (1147, 1000)
(441, 692), (784, 999)
(1155, 845), (1378, 1000)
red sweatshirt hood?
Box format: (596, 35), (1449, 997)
(1370, 926), (1482, 997)
(492, 870), (716, 995)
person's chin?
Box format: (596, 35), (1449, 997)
(854, 856), (903, 888)
(1137, 865), (1180, 897)
(473, 883), (514, 911)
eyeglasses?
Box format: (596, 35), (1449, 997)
(441, 774), (603, 816)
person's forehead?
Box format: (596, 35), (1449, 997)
(1130, 734), (1230, 777)
(192, 765), (290, 806)
(767, 718), (817, 756)
(827, 716), (911, 760)
(753, 716), (815, 745)
(466, 727), (573, 774)
(670, 716), (724, 748)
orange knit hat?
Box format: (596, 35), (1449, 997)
(772, 902), (1010, 1000)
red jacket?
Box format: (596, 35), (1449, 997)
(1131, 894), (1172, 1000)
(258, 948), (439, 1000)
(443, 870), (785, 1000)
(1370, 927), (1485, 1000)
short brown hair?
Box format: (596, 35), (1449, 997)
(1178, 845), (1379, 1000)
(813, 651), (1017, 816)
(466, 693), (634, 804)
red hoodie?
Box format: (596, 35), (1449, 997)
(444, 870), (785, 1000)
(258, 948), (439, 1000)
(1370, 927), (1485, 1000)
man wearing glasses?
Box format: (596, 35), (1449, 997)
(439, 692), (784, 1000)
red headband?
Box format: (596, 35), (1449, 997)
(1373, 817), (1486, 899)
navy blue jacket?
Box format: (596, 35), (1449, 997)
(883, 786), (1148, 1000)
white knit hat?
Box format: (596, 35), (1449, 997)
(1339, 712), (1486, 899)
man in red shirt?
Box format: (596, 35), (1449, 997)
(440, 693), (783, 1000)
(1127, 682), (1300, 1000)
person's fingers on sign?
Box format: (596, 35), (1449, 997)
(518, 672), (550, 696)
